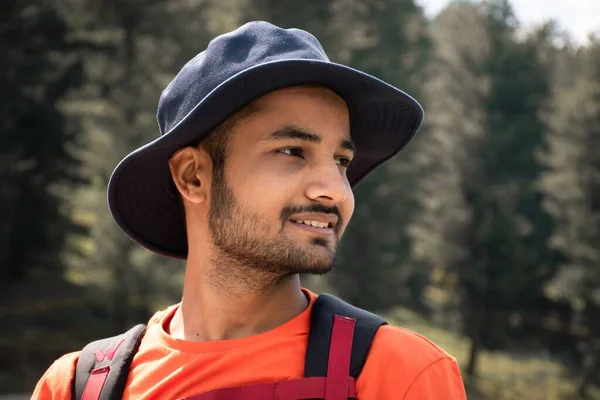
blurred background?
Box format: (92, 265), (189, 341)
(1, 0), (599, 398)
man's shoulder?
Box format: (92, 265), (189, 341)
(371, 323), (457, 369)
(357, 323), (466, 399)
(32, 351), (80, 399)
(42, 351), (80, 377)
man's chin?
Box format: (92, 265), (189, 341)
(291, 263), (334, 276)
(292, 248), (336, 276)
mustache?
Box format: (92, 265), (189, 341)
(281, 204), (343, 231)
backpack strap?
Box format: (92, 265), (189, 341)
(305, 293), (387, 380)
(72, 324), (146, 400)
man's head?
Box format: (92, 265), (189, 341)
(168, 85), (355, 278)
(106, 21), (423, 261)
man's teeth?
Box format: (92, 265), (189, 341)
(295, 220), (330, 229)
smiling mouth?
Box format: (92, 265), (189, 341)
(289, 219), (334, 229)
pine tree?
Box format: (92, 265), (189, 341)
(410, 0), (555, 376)
(0, 0), (84, 284)
(539, 38), (600, 397)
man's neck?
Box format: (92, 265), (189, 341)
(168, 257), (309, 342)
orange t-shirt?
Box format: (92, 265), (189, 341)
(32, 290), (466, 399)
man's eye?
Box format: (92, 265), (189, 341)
(278, 148), (304, 158)
(336, 157), (352, 168)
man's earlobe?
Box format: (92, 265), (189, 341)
(169, 147), (208, 204)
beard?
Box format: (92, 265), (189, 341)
(207, 172), (342, 286)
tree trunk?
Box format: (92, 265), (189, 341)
(466, 335), (481, 377)
(112, 262), (130, 332)
(577, 347), (599, 398)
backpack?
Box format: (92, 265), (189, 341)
(73, 293), (386, 400)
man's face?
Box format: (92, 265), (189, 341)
(207, 86), (355, 277)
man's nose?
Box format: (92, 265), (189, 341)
(304, 158), (349, 205)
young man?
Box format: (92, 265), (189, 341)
(33, 21), (467, 399)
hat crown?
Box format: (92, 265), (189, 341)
(157, 21), (329, 136)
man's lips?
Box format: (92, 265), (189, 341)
(287, 213), (339, 237)
(289, 220), (335, 235)
(288, 212), (338, 229)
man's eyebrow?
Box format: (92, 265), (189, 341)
(269, 126), (356, 153)
(270, 127), (321, 143)
(340, 138), (356, 154)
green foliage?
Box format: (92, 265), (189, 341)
(0, 0), (84, 284)
(540, 39), (600, 308)
(538, 38), (600, 396)
(409, 0), (557, 375)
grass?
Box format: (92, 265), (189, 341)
(385, 307), (600, 400)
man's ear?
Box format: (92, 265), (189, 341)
(168, 146), (211, 204)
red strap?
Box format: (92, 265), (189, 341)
(179, 376), (356, 400)
(81, 366), (110, 400)
(325, 316), (356, 400)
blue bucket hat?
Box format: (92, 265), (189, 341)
(107, 21), (424, 259)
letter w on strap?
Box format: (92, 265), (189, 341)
(75, 324), (146, 400)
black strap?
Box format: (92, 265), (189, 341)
(73, 324), (146, 400)
(304, 293), (387, 379)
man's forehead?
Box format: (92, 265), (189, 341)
(220, 85), (352, 153)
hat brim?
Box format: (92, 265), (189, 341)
(107, 59), (424, 259)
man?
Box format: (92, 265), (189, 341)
(33, 21), (467, 399)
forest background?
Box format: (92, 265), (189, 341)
(2, 0), (600, 398)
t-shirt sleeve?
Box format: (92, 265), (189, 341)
(356, 325), (467, 400)
(402, 357), (467, 400)
(31, 352), (79, 400)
